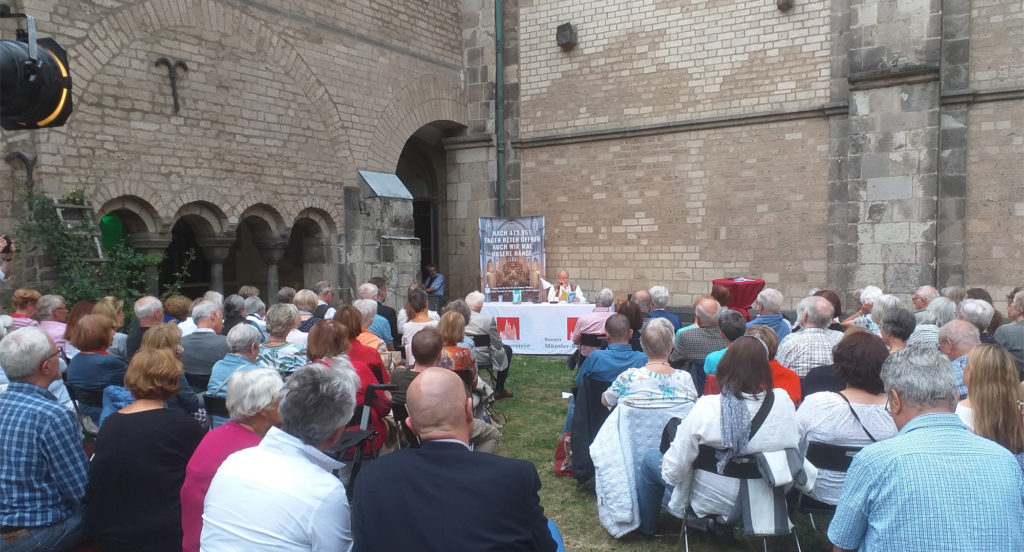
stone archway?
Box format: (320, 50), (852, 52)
(281, 208), (335, 291)
(97, 195), (169, 295)
(237, 203), (288, 300)
(165, 201), (232, 296)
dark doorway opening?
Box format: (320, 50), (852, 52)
(413, 199), (433, 279)
(161, 219), (211, 298)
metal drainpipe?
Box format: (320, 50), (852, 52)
(494, 0), (506, 217)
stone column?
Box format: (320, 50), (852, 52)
(198, 236), (235, 295)
(256, 240), (287, 301)
(302, 236), (326, 286)
(126, 233), (171, 296)
(829, 0), (944, 298)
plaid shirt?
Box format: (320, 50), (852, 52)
(669, 326), (727, 367)
(776, 328), (843, 377)
(0, 382), (89, 527)
(951, 354), (968, 398)
(829, 413), (1024, 551)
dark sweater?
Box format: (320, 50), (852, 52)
(180, 331), (228, 376)
(85, 408), (206, 551)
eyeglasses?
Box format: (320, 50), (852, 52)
(41, 350), (59, 366)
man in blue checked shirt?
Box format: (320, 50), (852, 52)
(828, 346), (1024, 552)
(0, 327), (89, 552)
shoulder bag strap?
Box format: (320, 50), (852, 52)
(835, 391), (878, 442)
(748, 388), (775, 440)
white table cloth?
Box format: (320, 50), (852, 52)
(480, 302), (597, 355)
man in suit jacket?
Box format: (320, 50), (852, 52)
(464, 291), (514, 400)
(352, 368), (556, 552)
(180, 300), (228, 390)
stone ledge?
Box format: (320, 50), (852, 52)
(847, 65), (940, 91)
(513, 103), (849, 149)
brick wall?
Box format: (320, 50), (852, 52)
(970, 0), (1024, 89)
(521, 118), (830, 309)
(518, 0), (831, 137)
(964, 100), (1024, 299)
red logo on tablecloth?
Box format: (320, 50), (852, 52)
(497, 317), (520, 341)
(567, 317), (580, 340)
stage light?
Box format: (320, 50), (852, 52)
(0, 6), (73, 130)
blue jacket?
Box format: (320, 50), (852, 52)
(576, 344), (648, 387)
(746, 313), (791, 341)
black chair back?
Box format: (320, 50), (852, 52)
(184, 372), (211, 394)
(570, 376), (613, 485)
(579, 333), (606, 349)
(67, 383), (104, 409)
(804, 441), (861, 472)
(203, 394), (229, 419)
(470, 333), (491, 348)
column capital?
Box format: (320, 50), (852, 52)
(126, 232), (172, 256)
(198, 235), (235, 263)
(255, 239), (288, 264)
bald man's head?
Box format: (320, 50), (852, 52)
(405, 368), (473, 443)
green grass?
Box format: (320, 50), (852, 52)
(490, 356), (833, 552)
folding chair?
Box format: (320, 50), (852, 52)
(568, 333), (607, 371)
(469, 333), (496, 385)
(202, 394), (229, 419)
(679, 445), (802, 552)
(184, 372), (211, 394)
(347, 383), (397, 489)
(65, 380), (102, 438)
(792, 441), (861, 534)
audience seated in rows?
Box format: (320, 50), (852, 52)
(353, 367), (559, 551)
(221, 294), (247, 335)
(465, 290), (515, 399)
(10, 288), (41, 330)
(796, 332), (896, 505)
(126, 295), (165, 361)
(401, 288), (438, 367)
(603, 317), (694, 408)
(307, 319), (389, 455)
(353, 298), (390, 366)
(334, 305), (388, 384)
(648, 285), (682, 332)
(879, 308), (915, 354)
(958, 298), (996, 344)
(85, 348), (207, 551)
(744, 325), (802, 405)
(67, 314), (128, 424)
(669, 297), (726, 374)
(180, 300), (228, 390)
(0, 327), (90, 552)
(368, 277), (400, 348)
(638, 336), (800, 536)
(257, 303), (308, 373)
(995, 290), (1024, 378)
(293, 289), (323, 333)
(746, 288), (790, 341)
(939, 319), (979, 399)
(701, 310), (747, 378)
(201, 364), (359, 551)
(828, 346), (1024, 550)
(776, 296), (843, 377)
(357, 283), (394, 347)
(616, 299), (645, 352)
(571, 288), (616, 358)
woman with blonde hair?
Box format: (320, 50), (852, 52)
(10, 287), (41, 329)
(957, 344), (1024, 471)
(292, 289), (322, 333)
(93, 296), (129, 361)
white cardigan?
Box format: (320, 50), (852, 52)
(661, 388), (800, 518)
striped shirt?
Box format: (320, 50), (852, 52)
(0, 382), (89, 527)
(828, 413), (1024, 551)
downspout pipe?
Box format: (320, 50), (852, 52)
(495, 0), (506, 217)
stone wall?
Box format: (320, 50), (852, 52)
(1, 0), (468, 300)
(520, 118), (830, 309)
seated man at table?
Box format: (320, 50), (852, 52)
(571, 288), (616, 357)
(548, 270), (585, 303)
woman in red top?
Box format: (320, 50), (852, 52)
(437, 310), (477, 388)
(307, 319), (389, 453)
(334, 305), (389, 384)
(746, 324), (802, 406)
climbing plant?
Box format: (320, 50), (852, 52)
(17, 190), (162, 307)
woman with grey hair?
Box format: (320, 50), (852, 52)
(207, 325), (264, 427)
(602, 318), (697, 408)
(0, 315), (15, 393)
(870, 294), (903, 332)
(909, 296), (957, 349)
(257, 304), (308, 373)
(180, 368), (283, 552)
(200, 364), (359, 550)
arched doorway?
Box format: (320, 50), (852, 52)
(396, 121), (462, 286)
(163, 202), (231, 297)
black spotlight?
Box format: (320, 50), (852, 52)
(0, 6), (73, 130)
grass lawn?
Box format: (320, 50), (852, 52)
(490, 356), (833, 552)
